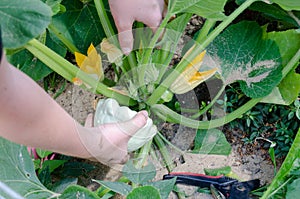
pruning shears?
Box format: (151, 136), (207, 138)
(163, 172), (260, 199)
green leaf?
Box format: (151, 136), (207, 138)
(122, 161), (156, 184)
(270, 0), (300, 11)
(261, 30), (300, 105)
(42, 0), (65, 16)
(145, 178), (176, 199)
(40, 160), (66, 174)
(93, 180), (132, 195)
(192, 129), (231, 155)
(243, 2), (300, 28)
(0, 0), (52, 48)
(168, 0), (227, 20)
(205, 21), (282, 98)
(36, 148), (53, 158)
(237, 0), (300, 11)
(51, 0), (106, 52)
(7, 30), (67, 81)
(52, 178), (78, 194)
(287, 178), (300, 199)
(127, 186), (161, 199)
(60, 185), (99, 199)
(0, 137), (56, 198)
(204, 166), (232, 176)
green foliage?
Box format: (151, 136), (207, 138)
(193, 129), (232, 155)
(0, 0), (52, 48)
(205, 21), (282, 98)
(1, 0), (300, 198)
(95, 160), (176, 199)
(261, 129), (300, 198)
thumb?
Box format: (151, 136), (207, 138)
(84, 113), (94, 128)
(118, 110), (148, 138)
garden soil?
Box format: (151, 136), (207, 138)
(52, 82), (276, 199)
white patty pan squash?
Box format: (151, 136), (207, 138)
(94, 98), (158, 152)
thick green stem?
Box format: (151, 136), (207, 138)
(135, 140), (153, 169)
(25, 39), (135, 106)
(94, 0), (115, 41)
(138, 15), (171, 86)
(151, 98), (261, 129)
(48, 23), (79, 53)
(146, 0), (258, 106)
(194, 19), (216, 44)
(153, 135), (175, 172)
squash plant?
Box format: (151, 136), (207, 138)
(0, 0), (300, 198)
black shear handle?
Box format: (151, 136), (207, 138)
(163, 172), (237, 188)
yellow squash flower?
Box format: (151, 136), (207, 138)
(170, 49), (217, 94)
(100, 38), (123, 66)
(74, 43), (104, 82)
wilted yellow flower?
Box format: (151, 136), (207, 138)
(100, 38), (123, 66)
(74, 43), (104, 81)
(170, 49), (217, 94)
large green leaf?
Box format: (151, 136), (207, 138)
(0, 0), (52, 48)
(237, 0), (300, 11)
(93, 181), (132, 195)
(168, 0), (227, 20)
(261, 30), (300, 105)
(60, 185), (99, 199)
(51, 0), (106, 52)
(7, 31), (66, 81)
(122, 161), (156, 185)
(145, 178), (176, 199)
(270, 0), (300, 11)
(127, 186), (161, 199)
(192, 129), (231, 155)
(0, 137), (56, 198)
(204, 21), (282, 98)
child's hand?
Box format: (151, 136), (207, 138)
(76, 110), (148, 165)
(108, 0), (166, 54)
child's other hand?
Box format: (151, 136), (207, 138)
(108, 0), (166, 55)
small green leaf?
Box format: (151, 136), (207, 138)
(145, 178), (176, 199)
(0, 0), (52, 48)
(205, 21), (282, 98)
(168, 0), (227, 20)
(122, 161), (156, 184)
(204, 166), (232, 176)
(60, 185), (99, 199)
(127, 186), (161, 199)
(193, 129), (231, 155)
(93, 180), (132, 195)
(40, 160), (66, 174)
(36, 148), (53, 158)
(52, 178), (78, 194)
